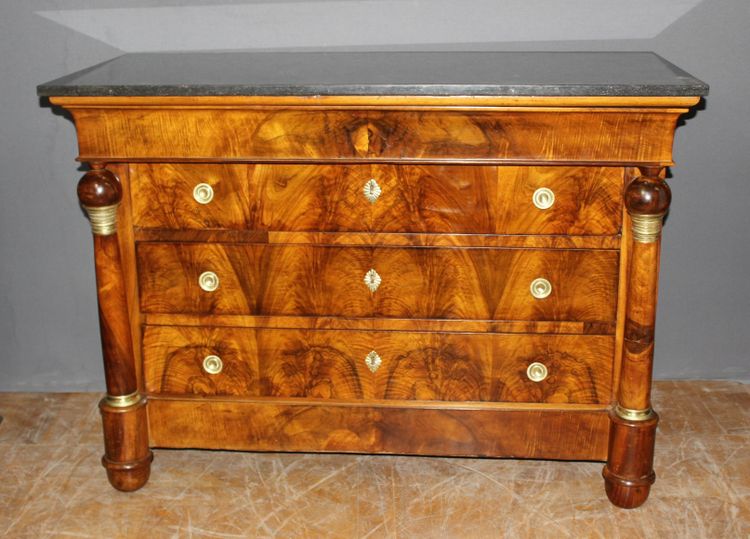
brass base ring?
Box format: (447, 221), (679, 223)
(614, 403), (655, 422)
(105, 391), (141, 408)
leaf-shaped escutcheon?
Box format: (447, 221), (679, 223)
(363, 178), (382, 203)
(365, 351), (382, 373)
(364, 268), (382, 293)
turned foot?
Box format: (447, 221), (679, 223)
(99, 394), (152, 492)
(103, 453), (153, 492)
(603, 467), (655, 509)
(602, 409), (658, 509)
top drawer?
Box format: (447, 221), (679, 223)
(70, 106), (683, 163)
(130, 164), (623, 235)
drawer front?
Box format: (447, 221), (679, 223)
(137, 244), (618, 322)
(73, 107), (680, 163)
(143, 326), (614, 404)
(131, 164), (622, 235)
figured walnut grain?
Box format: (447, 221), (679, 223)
(131, 163), (623, 235)
(68, 106), (683, 164)
(143, 326), (614, 404)
(147, 397), (611, 460)
(136, 244), (619, 322)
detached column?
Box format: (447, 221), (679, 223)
(604, 166), (671, 508)
(77, 164), (152, 491)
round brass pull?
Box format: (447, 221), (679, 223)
(526, 362), (548, 382)
(202, 355), (223, 375)
(532, 187), (555, 210)
(193, 183), (214, 204)
(530, 277), (552, 299)
(198, 271), (219, 292)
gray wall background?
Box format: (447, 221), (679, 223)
(1, 0), (748, 391)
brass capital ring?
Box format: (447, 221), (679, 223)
(83, 204), (119, 236)
(630, 213), (664, 244)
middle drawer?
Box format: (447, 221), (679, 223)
(137, 243), (618, 322)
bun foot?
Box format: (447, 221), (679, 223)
(603, 409), (658, 508)
(602, 465), (655, 509)
(103, 452), (154, 491)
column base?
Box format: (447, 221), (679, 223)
(603, 466), (655, 509)
(99, 395), (153, 492)
(602, 409), (658, 509)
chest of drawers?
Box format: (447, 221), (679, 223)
(38, 51), (707, 508)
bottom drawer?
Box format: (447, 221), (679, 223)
(147, 398), (611, 460)
(143, 326), (614, 404)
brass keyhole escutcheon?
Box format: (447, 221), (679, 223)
(364, 268), (382, 293)
(363, 178), (382, 203)
(365, 351), (382, 373)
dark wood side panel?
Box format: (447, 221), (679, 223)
(146, 398), (610, 461)
(70, 107), (681, 164)
(137, 244), (619, 322)
(142, 326), (614, 404)
(130, 163), (623, 235)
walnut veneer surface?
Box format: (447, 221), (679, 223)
(37, 51), (708, 508)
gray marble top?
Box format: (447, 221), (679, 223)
(37, 51), (708, 97)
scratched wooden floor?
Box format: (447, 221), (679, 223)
(0, 380), (748, 538)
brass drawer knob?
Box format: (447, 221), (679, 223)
(532, 187), (555, 210)
(202, 355), (223, 375)
(364, 268), (382, 293)
(530, 277), (552, 299)
(363, 178), (382, 204)
(365, 350), (382, 373)
(526, 362), (548, 382)
(193, 183), (214, 204)
(198, 271), (219, 292)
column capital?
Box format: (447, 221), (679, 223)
(77, 168), (122, 236)
(624, 170), (671, 243)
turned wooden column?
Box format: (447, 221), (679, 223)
(78, 164), (152, 491)
(603, 166), (671, 508)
